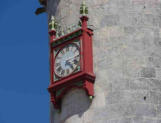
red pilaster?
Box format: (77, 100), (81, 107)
(81, 16), (94, 76)
(49, 30), (56, 44)
(49, 30), (56, 85)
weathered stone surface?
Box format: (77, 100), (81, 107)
(157, 120), (161, 123)
(149, 79), (161, 92)
(101, 15), (119, 27)
(141, 67), (156, 78)
(144, 118), (157, 123)
(109, 118), (133, 123)
(133, 117), (144, 123)
(156, 105), (161, 118)
(47, 0), (161, 122)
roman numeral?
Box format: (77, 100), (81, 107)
(61, 70), (65, 76)
(57, 67), (61, 72)
(61, 50), (64, 54)
(74, 59), (78, 65)
(74, 49), (78, 53)
(55, 63), (60, 67)
(70, 65), (74, 70)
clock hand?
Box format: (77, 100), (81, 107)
(65, 60), (73, 69)
(66, 55), (79, 62)
(65, 60), (70, 67)
(67, 54), (79, 60)
(66, 59), (79, 67)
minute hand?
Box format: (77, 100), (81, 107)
(66, 55), (79, 61)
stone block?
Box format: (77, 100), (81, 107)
(105, 103), (136, 119)
(157, 120), (161, 123)
(133, 103), (157, 117)
(140, 67), (156, 78)
(149, 53), (161, 68)
(148, 91), (160, 104)
(156, 105), (161, 118)
(124, 26), (136, 34)
(149, 79), (161, 92)
(110, 119), (119, 123)
(156, 68), (161, 79)
(128, 90), (149, 103)
(119, 118), (132, 123)
(101, 15), (119, 27)
(130, 78), (150, 90)
(133, 117), (144, 123)
(144, 118), (157, 123)
(158, 94), (161, 104)
(111, 78), (130, 91)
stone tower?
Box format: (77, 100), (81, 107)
(46, 0), (161, 123)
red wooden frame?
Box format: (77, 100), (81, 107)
(48, 16), (95, 109)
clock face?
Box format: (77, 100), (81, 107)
(54, 43), (80, 78)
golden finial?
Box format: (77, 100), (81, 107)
(80, 1), (88, 16)
(49, 16), (58, 31)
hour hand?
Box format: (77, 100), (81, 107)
(65, 60), (72, 67)
(65, 60), (74, 69)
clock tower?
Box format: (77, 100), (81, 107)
(37, 0), (161, 123)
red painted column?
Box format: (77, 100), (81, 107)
(81, 16), (95, 97)
(81, 16), (94, 75)
(81, 16), (88, 72)
(49, 30), (56, 84)
(49, 30), (56, 104)
(49, 30), (56, 44)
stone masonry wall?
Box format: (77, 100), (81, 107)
(47, 0), (161, 122)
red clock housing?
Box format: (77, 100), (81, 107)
(48, 16), (95, 109)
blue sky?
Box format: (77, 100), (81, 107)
(0, 0), (49, 123)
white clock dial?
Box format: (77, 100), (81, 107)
(54, 43), (80, 77)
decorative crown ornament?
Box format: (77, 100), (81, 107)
(80, 1), (88, 16)
(49, 16), (58, 31)
(48, 18), (82, 40)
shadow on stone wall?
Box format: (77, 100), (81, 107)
(47, 0), (60, 19)
(55, 89), (91, 123)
